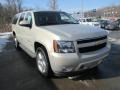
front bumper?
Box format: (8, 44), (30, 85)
(49, 44), (110, 76)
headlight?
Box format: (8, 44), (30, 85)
(53, 40), (75, 53)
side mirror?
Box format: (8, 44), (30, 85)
(19, 20), (32, 28)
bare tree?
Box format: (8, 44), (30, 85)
(5, 0), (22, 13)
(0, 3), (2, 13)
(0, 0), (23, 32)
(49, 0), (58, 11)
(16, 0), (22, 12)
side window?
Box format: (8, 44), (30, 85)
(25, 12), (32, 25)
(19, 13), (25, 23)
(12, 14), (19, 24)
(60, 13), (69, 21)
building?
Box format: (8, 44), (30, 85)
(84, 5), (120, 20)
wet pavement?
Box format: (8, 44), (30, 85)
(0, 31), (120, 90)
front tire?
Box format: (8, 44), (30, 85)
(36, 47), (52, 77)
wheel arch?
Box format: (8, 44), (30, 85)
(34, 41), (53, 76)
(34, 42), (48, 53)
(13, 31), (16, 36)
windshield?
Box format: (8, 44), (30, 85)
(34, 12), (78, 26)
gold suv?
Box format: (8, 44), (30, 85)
(12, 11), (111, 77)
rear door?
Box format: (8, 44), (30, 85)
(17, 13), (26, 44)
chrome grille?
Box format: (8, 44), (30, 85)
(77, 36), (107, 53)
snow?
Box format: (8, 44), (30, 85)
(107, 30), (120, 44)
(109, 37), (120, 45)
(108, 37), (117, 42)
(112, 39), (120, 45)
(105, 30), (112, 35)
(0, 32), (12, 36)
(0, 32), (12, 52)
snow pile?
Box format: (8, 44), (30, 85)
(108, 37), (117, 42)
(0, 32), (12, 52)
(112, 39), (120, 45)
(109, 37), (120, 45)
(0, 32), (12, 35)
(105, 30), (111, 35)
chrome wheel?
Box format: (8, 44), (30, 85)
(36, 49), (47, 74)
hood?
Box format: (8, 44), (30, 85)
(40, 24), (107, 40)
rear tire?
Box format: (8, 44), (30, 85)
(36, 46), (52, 77)
(14, 36), (20, 50)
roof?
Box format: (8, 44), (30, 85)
(19, 10), (63, 14)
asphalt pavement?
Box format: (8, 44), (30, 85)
(0, 31), (120, 90)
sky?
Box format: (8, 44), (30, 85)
(0, 0), (120, 12)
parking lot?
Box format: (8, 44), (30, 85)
(0, 31), (120, 90)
